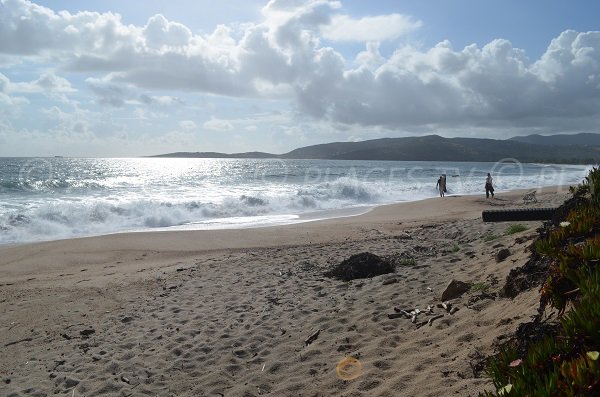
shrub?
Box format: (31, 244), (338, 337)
(505, 224), (528, 235)
(481, 168), (600, 396)
(484, 234), (500, 242)
(396, 258), (417, 267)
(471, 282), (490, 292)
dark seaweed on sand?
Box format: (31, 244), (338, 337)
(324, 252), (394, 281)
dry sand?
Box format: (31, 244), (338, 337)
(0, 187), (569, 396)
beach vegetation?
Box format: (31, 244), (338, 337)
(396, 258), (417, 267)
(452, 244), (460, 253)
(481, 168), (600, 397)
(470, 282), (490, 292)
(505, 224), (528, 235)
(483, 234), (500, 242)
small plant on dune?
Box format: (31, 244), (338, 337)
(585, 167), (600, 203)
(481, 168), (600, 397)
(471, 282), (490, 293)
(484, 234), (500, 242)
(396, 258), (417, 267)
(505, 224), (528, 235)
(452, 244), (460, 252)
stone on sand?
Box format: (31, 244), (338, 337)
(441, 279), (472, 301)
(495, 248), (511, 262)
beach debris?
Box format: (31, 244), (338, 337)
(437, 302), (460, 314)
(495, 248), (512, 262)
(441, 279), (472, 301)
(411, 309), (421, 323)
(382, 277), (399, 285)
(427, 287), (433, 291)
(393, 307), (414, 319)
(4, 337), (33, 347)
(387, 313), (405, 319)
(304, 329), (321, 346)
(428, 314), (444, 326)
(324, 252), (394, 281)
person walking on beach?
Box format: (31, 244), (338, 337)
(436, 174), (446, 197)
(485, 173), (494, 198)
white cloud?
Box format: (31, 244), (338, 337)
(321, 14), (422, 42)
(0, 72), (29, 106)
(86, 77), (128, 107)
(179, 120), (197, 130)
(0, 0), (599, 143)
(138, 94), (184, 106)
(143, 14), (192, 50)
(203, 117), (234, 131)
(9, 72), (76, 95)
(294, 31), (600, 130)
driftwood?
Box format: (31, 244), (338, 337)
(387, 313), (405, 319)
(410, 309), (421, 323)
(391, 302), (456, 328)
(393, 307), (414, 319)
(415, 320), (429, 329)
(428, 314), (444, 326)
(4, 337), (33, 347)
(304, 329), (321, 346)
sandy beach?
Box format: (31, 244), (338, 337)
(0, 187), (570, 397)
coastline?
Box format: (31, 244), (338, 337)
(0, 185), (571, 396)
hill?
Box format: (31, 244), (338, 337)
(148, 134), (600, 164)
(281, 135), (600, 163)
(509, 133), (600, 146)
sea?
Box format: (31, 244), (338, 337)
(0, 157), (593, 245)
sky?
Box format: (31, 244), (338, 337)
(0, 0), (599, 157)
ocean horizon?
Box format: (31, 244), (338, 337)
(0, 157), (592, 245)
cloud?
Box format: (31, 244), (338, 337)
(138, 94), (184, 106)
(321, 14), (422, 42)
(9, 72), (76, 94)
(87, 79), (184, 108)
(179, 120), (197, 130)
(1, 0), (600, 137)
(203, 117), (234, 131)
(295, 31), (600, 130)
(86, 77), (128, 107)
(0, 72), (29, 106)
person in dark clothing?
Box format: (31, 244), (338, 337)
(485, 173), (494, 198)
(436, 174), (446, 197)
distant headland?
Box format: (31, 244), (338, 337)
(147, 133), (600, 164)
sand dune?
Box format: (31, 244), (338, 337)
(0, 187), (569, 396)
